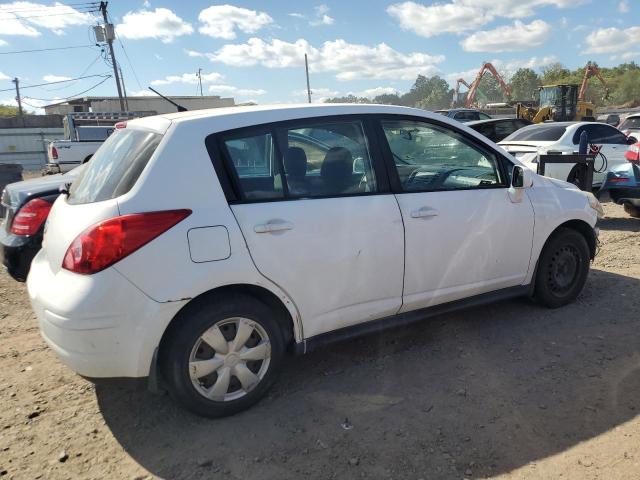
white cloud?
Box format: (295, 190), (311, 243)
(43, 74), (72, 83)
(208, 84), (266, 96)
(460, 20), (551, 52)
(0, 71), (10, 81)
(387, 0), (585, 38)
(618, 1), (630, 13)
(0, 1), (94, 37)
(0, 39), (7, 46)
(310, 4), (334, 26)
(198, 5), (273, 39)
(130, 89), (157, 97)
(116, 8), (193, 43)
(387, 1), (488, 37)
(611, 51), (640, 61)
(151, 72), (224, 86)
(293, 87), (339, 99)
(583, 26), (640, 53)
(202, 37), (445, 81)
(288, 12), (305, 19)
(356, 87), (398, 98)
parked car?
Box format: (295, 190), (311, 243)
(596, 113), (620, 126)
(28, 104), (601, 417)
(467, 118), (532, 143)
(1, 167), (82, 281)
(499, 121), (637, 187)
(434, 108), (492, 122)
(618, 113), (640, 138)
(599, 141), (640, 217)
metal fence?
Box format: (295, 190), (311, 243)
(0, 128), (63, 170)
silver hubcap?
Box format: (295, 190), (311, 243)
(189, 317), (271, 402)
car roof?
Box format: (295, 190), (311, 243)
(466, 118), (515, 126)
(128, 103), (463, 131)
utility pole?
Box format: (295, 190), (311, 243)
(118, 64), (129, 110)
(197, 68), (203, 96)
(99, 1), (125, 111)
(304, 54), (311, 103)
(12, 78), (23, 116)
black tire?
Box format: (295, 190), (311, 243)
(624, 203), (640, 218)
(160, 293), (286, 417)
(534, 227), (590, 308)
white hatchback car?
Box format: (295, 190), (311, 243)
(28, 104), (602, 417)
(499, 121), (636, 187)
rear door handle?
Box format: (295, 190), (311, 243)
(254, 221), (294, 233)
(410, 207), (439, 219)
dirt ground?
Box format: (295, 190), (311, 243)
(1, 201), (639, 480)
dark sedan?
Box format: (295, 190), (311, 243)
(0, 167), (81, 281)
(467, 118), (533, 143)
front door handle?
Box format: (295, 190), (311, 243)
(254, 221), (294, 233)
(410, 207), (439, 219)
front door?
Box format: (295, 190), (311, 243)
(378, 118), (535, 312)
(219, 117), (405, 339)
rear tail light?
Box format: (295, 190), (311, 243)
(62, 209), (191, 274)
(10, 198), (52, 235)
(50, 146), (58, 160)
(626, 144), (640, 163)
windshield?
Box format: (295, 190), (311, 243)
(68, 129), (162, 204)
(503, 124), (567, 142)
(620, 117), (640, 130)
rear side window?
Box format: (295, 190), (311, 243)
(503, 124), (567, 142)
(68, 129), (162, 204)
(572, 124), (627, 145)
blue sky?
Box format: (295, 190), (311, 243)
(0, 0), (637, 111)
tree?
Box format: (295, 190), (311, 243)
(324, 95), (371, 104)
(509, 68), (540, 101)
(541, 62), (571, 84)
(475, 75), (506, 105)
(0, 104), (19, 116)
(614, 69), (640, 106)
(372, 93), (402, 105)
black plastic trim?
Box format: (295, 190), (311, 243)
(295, 284), (530, 354)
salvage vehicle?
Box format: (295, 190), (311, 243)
(433, 108), (491, 122)
(599, 140), (640, 217)
(618, 113), (640, 138)
(28, 104), (601, 417)
(1, 167), (82, 281)
(499, 121), (637, 187)
(467, 118), (532, 143)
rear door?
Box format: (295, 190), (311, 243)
(378, 117), (534, 311)
(217, 116), (405, 339)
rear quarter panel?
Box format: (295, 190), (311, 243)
(112, 121), (304, 341)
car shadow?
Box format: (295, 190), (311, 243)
(598, 214), (640, 232)
(95, 269), (640, 479)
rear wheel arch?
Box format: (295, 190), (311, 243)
(158, 284), (298, 359)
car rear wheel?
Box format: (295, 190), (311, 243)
(623, 203), (640, 218)
(160, 294), (285, 417)
(534, 228), (590, 308)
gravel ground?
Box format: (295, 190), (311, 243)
(0, 201), (639, 480)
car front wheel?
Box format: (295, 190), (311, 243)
(160, 294), (286, 417)
(534, 227), (590, 308)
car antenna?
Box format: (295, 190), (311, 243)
(148, 87), (188, 112)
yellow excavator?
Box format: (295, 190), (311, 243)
(516, 62), (610, 123)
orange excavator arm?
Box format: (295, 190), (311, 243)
(465, 62), (511, 108)
(579, 62), (610, 101)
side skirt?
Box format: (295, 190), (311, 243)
(295, 285), (531, 355)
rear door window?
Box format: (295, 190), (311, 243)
(68, 129), (162, 204)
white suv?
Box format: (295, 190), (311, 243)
(28, 104), (602, 417)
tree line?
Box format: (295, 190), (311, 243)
(325, 61), (640, 110)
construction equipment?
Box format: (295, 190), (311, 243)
(465, 63), (511, 108)
(516, 62), (609, 123)
(451, 78), (472, 108)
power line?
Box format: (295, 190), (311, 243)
(0, 44), (97, 55)
(41, 52), (105, 91)
(0, 74), (110, 92)
(0, 9), (99, 20)
(23, 75), (112, 102)
(0, 2), (99, 13)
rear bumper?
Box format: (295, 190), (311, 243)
(27, 250), (186, 378)
(0, 228), (40, 282)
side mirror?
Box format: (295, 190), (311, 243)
(627, 136), (638, 145)
(511, 165), (532, 189)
